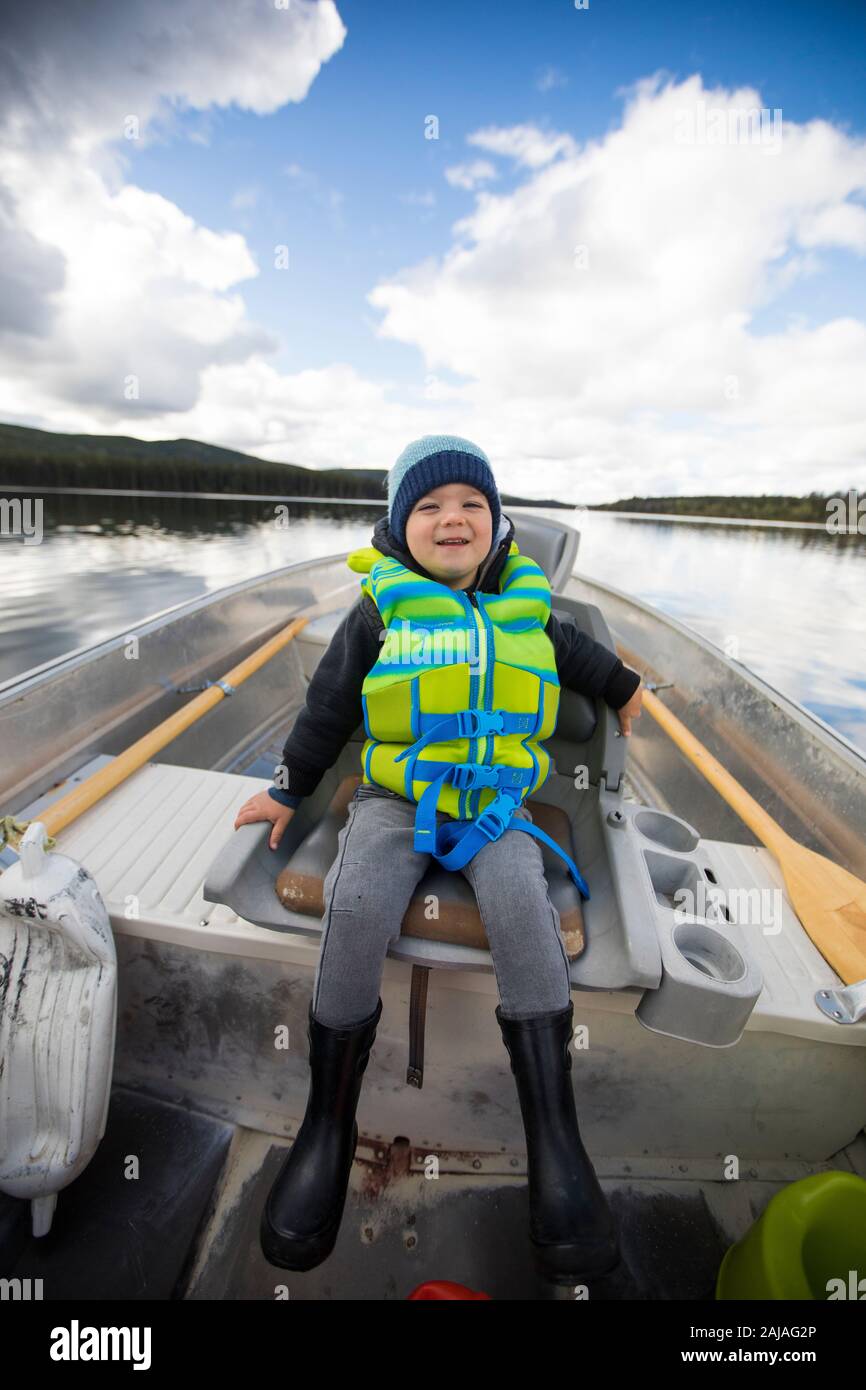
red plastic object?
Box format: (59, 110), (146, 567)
(407, 1280), (492, 1300)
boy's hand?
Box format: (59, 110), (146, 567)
(616, 685), (643, 738)
(234, 791), (295, 851)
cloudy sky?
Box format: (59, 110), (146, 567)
(1, 0), (864, 503)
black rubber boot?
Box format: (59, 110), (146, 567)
(260, 997), (382, 1271)
(496, 1000), (621, 1284)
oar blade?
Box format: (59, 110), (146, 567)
(781, 842), (866, 986)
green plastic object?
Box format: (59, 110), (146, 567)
(716, 1170), (866, 1300)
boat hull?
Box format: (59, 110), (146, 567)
(110, 932), (865, 1165)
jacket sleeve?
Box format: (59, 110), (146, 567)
(268, 596), (382, 806)
(546, 611), (641, 710)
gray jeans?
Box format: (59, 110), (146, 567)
(312, 782), (572, 1027)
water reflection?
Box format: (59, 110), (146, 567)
(1, 494), (383, 683)
(543, 508), (866, 752)
(2, 491), (865, 755)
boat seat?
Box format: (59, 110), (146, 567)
(274, 775), (586, 959)
(274, 774), (587, 1088)
(507, 513), (574, 592)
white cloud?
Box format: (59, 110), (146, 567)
(366, 75), (866, 500)
(467, 123), (579, 168)
(444, 160), (499, 191)
(796, 202), (866, 251)
(2, 21), (866, 507)
(0, 0), (345, 416)
(1, 359), (433, 483)
(0, 0), (347, 153)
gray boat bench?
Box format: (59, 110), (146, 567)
(205, 585), (630, 1088)
(14, 700), (838, 1095)
(209, 768), (591, 1088)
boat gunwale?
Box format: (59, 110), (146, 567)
(567, 567), (866, 775)
(6, 510), (862, 776)
(0, 550), (355, 699)
(4, 517), (865, 861)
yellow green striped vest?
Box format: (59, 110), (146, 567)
(345, 542), (560, 822)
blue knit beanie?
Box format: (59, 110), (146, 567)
(386, 434), (501, 549)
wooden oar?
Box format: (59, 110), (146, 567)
(641, 686), (866, 985)
(9, 615), (308, 845)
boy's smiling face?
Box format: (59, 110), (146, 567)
(404, 482), (493, 590)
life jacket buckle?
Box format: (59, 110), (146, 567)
(451, 763), (500, 790)
(474, 798), (513, 843)
(456, 709), (505, 738)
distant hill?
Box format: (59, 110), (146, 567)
(0, 423), (570, 508)
(591, 492), (864, 526)
(4, 424), (856, 522)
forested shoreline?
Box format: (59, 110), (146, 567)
(591, 492), (863, 524)
(1, 423), (860, 523)
(0, 424), (565, 507)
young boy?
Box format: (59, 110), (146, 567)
(235, 435), (642, 1286)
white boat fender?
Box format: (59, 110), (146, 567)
(0, 820), (117, 1237)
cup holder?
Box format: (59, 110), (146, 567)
(644, 851), (701, 909)
(634, 822), (763, 1043)
(634, 809), (699, 853)
(673, 923), (747, 984)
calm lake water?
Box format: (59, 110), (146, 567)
(2, 490), (865, 755)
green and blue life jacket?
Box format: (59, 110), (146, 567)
(345, 541), (590, 898)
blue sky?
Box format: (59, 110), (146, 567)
(1, 0), (864, 501)
(128, 0), (866, 375)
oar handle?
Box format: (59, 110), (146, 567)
(37, 616), (308, 839)
(641, 687), (790, 855)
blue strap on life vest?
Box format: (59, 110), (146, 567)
(394, 708), (538, 759)
(393, 721), (591, 900)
